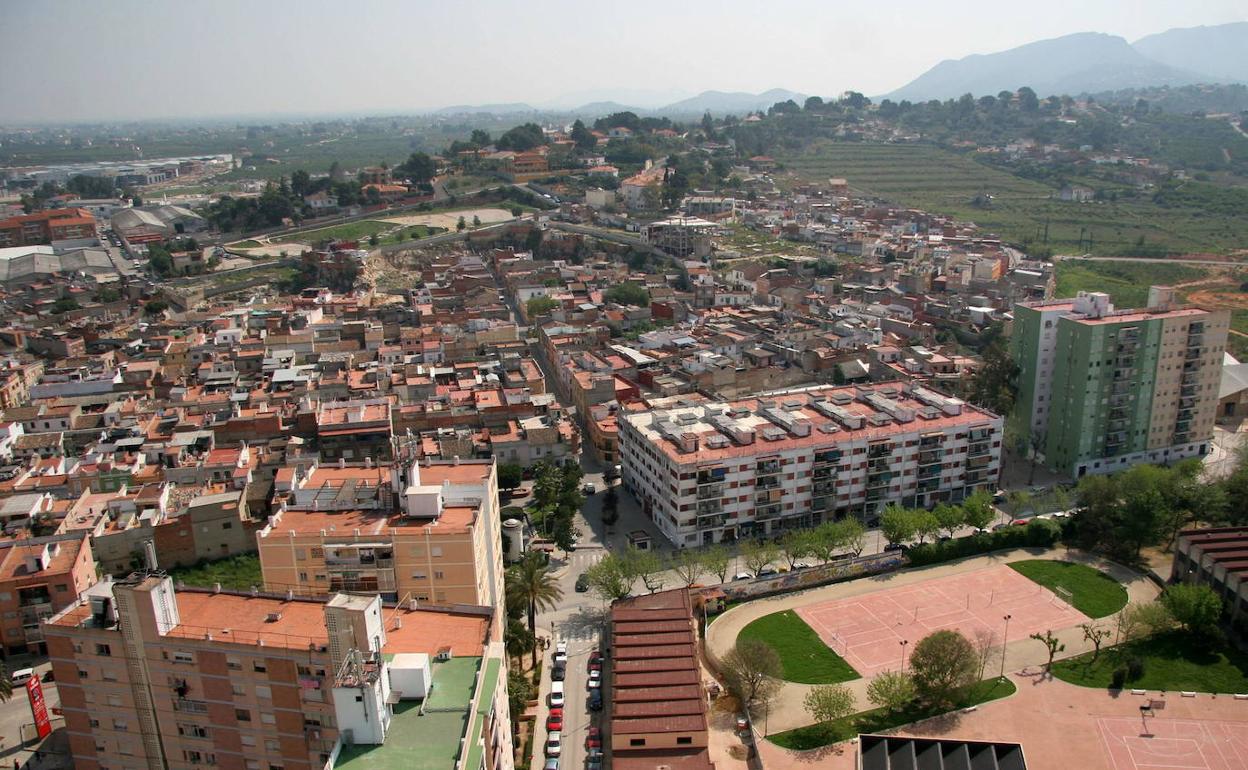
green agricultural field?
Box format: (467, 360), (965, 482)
(1052, 632), (1248, 692)
(1054, 260), (1209, 308)
(270, 219), (396, 245)
(738, 610), (859, 684)
(779, 142), (1248, 255)
(769, 677), (1016, 751)
(1006, 560), (1128, 618)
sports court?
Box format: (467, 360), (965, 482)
(796, 563), (1089, 676)
(1096, 716), (1248, 770)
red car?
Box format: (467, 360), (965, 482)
(588, 659), (602, 672)
(546, 709), (563, 731)
(586, 727), (602, 750)
(589, 649), (603, 665)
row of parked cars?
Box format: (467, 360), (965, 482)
(545, 642), (605, 770)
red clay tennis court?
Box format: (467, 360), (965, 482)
(1096, 716), (1248, 770)
(796, 563), (1089, 677)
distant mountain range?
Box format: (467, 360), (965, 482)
(882, 22), (1248, 102)
(428, 88), (806, 119)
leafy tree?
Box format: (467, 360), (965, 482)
(933, 503), (964, 539)
(51, 297), (80, 314)
(803, 684), (855, 723)
(866, 670), (917, 712)
(1029, 629), (1065, 673)
(962, 490), (996, 531)
(778, 530), (813, 569)
(1132, 600), (1176, 637)
(456, 216), (467, 232)
(810, 521), (843, 564)
(968, 322), (1018, 417)
(498, 463), (524, 492)
(144, 299), (168, 316)
(741, 539), (779, 576)
(908, 630), (978, 707)
(721, 638), (782, 712)
(505, 616), (536, 663)
(913, 510), (941, 544)
(368, 233), (379, 246)
(510, 205), (523, 217)
(1080, 622), (1112, 661)
(701, 543), (732, 583)
(881, 504), (917, 546)
(671, 548), (705, 587)
(66, 174), (117, 198)
(603, 282), (650, 307)
(1161, 583), (1222, 637)
(473, 215), (481, 226)
(507, 668), (533, 723)
(290, 169), (312, 197)
(626, 547), (667, 594)
(593, 111), (641, 132)
(525, 295), (558, 318)
(470, 129), (492, 147)
(1018, 86), (1040, 112)
(570, 119), (596, 151)
(399, 152), (436, 184)
(585, 553), (634, 601)
(496, 123), (546, 151)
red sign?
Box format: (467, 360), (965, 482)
(27, 677), (51, 739)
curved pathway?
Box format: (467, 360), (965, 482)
(705, 546), (1159, 734)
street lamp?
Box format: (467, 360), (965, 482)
(899, 639), (909, 672)
(999, 614), (1012, 678)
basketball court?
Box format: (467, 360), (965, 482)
(1096, 716), (1248, 770)
(796, 563), (1090, 676)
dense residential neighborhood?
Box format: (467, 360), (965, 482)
(3, 6), (1248, 770)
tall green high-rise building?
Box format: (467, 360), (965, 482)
(1011, 288), (1228, 478)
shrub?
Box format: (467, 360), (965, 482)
(905, 524), (1053, 568)
(1110, 667), (1127, 689)
(1126, 657), (1146, 681)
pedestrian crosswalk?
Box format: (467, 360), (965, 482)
(555, 625), (602, 643)
(568, 550), (605, 569)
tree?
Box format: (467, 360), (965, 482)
(1132, 600), (1176, 637)
(472, 215), (481, 226)
(498, 463), (524, 492)
(399, 152), (436, 184)
(144, 299), (168, 316)
(721, 639), (782, 712)
(470, 129), (492, 147)
(779, 530), (813, 569)
(866, 671), (917, 712)
(810, 521), (843, 564)
(913, 510), (940, 544)
(1017, 86), (1040, 112)
(968, 322), (1019, 416)
(908, 630), (978, 707)
(803, 684), (856, 724)
(505, 616), (536, 663)
(671, 548), (705, 587)
(627, 547), (667, 594)
(1080, 622), (1112, 661)
(1113, 605), (1144, 646)
(507, 668), (533, 723)
(526, 296), (558, 318)
(290, 169), (312, 197)
(702, 543), (732, 583)
(932, 503), (963, 539)
(971, 628), (998, 681)
(601, 486), (619, 527)
(456, 216), (467, 232)
(368, 233), (379, 246)
(1161, 583), (1222, 637)
(603, 282), (650, 307)
(496, 123), (546, 151)
(570, 119), (596, 151)
(741, 539), (779, 576)
(837, 517), (867, 556)
(585, 553), (634, 601)
(962, 489), (996, 532)
(505, 552), (563, 665)
(1029, 629), (1065, 673)
(881, 505), (917, 546)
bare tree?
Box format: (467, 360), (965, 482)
(671, 548), (705, 588)
(721, 639), (783, 715)
(741, 539), (780, 576)
(972, 628), (999, 681)
(1030, 630), (1065, 674)
(702, 543), (732, 583)
(1080, 623), (1112, 661)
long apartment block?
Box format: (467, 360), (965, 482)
(618, 384), (1002, 547)
(1013, 289), (1228, 478)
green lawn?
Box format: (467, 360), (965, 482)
(769, 677), (1016, 751)
(738, 610), (859, 684)
(1007, 560), (1128, 618)
(168, 554), (263, 591)
(1052, 632), (1248, 692)
(270, 219), (395, 244)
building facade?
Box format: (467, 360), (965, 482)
(618, 384), (1002, 547)
(44, 574), (512, 770)
(0, 208), (96, 247)
(1012, 290), (1228, 478)
(0, 533), (98, 657)
(1171, 526), (1248, 625)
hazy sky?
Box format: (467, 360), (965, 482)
(2, 0), (1244, 123)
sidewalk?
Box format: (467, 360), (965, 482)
(705, 546), (1159, 734)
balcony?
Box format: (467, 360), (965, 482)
(697, 499), (723, 515)
(918, 464), (941, 480)
(697, 468), (727, 485)
(1111, 382), (1131, 396)
(867, 457), (892, 472)
(1175, 420), (1192, 432)
(868, 444), (893, 458)
(966, 471), (990, 485)
(1106, 431), (1127, 446)
(756, 476), (781, 490)
(813, 466), (835, 481)
(1182, 372), (1200, 386)
(755, 504), (782, 521)
(1174, 431), (1191, 443)
(1188, 333), (1204, 347)
(756, 460), (781, 475)
(813, 450), (842, 464)
(696, 484), (723, 500)
(1185, 348), (1201, 361)
(917, 479), (941, 493)
(917, 450), (942, 465)
(811, 495), (833, 512)
(919, 436), (944, 449)
(967, 442), (991, 458)
(866, 473), (894, 489)
(813, 480), (836, 495)
(1180, 384), (1198, 397)
(1179, 396), (1197, 408)
(866, 487), (888, 502)
(968, 429), (992, 442)
(697, 514), (727, 529)
(967, 454), (991, 469)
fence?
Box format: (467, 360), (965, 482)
(718, 551), (908, 602)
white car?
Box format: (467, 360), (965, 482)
(553, 650), (567, 666)
(556, 640), (568, 655)
(582, 483), (597, 495)
(587, 669), (602, 689)
(549, 681), (565, 707)
(546, 732), (562, 757)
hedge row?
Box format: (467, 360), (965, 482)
(905, 518), (1062, 567)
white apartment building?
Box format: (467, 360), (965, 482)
(618, 384), (1003, 547)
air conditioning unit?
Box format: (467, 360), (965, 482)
(265, 612), (282, 623)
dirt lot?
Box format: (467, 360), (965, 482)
(380, 207), (515, 229)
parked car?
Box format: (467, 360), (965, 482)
(556, 640), (568, 655)
(546, 732), (563, 757)
(586, 727), (602, 750)
(582, 483), (597, 495)
(757, 567), (778, 577)
(1010, 519), (1030, 526)
(545, 759), (559, 770)
(575, 574), (590, 592)
(589, 649), (603, 666)
(732, 572), (753, 581)
(587, 669), (602, 688)
(586, 754), (602, 770)
(551, 663), (565, 681)
(588, 689), (603, 711)
(546, 708), (564, 731)
(550, 681), (565, 707)
(588, 658), (601, 672)
(883, 542), (908, 553)
(11, 668), (34, 686)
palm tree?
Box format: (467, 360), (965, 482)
(506, 552), (564, 666)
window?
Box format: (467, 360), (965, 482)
(95, 643), (111, 657)
(246, 763), (260, 770)
(88, 719), (100, 728)
(231, 684), (245, 696)
(173, 651), (194, 664)
(255, 685), (271, 699)
(433, 571), (444, 580)
(222, 522), (232, 529)
(260, 713), (276, 725)
(107, 695), (122, 707)
(431, 547), (443, 557)
(629, 739), (646, 747)
(677, 737), (693, 745)
(178, 724), (209, 739)
(253, 661), (266, 673)
(54, 583), (69, 593)
(226, 656), (241, 670)
(234, 709), (251, 722)
(113, 720), (128, 731)
(264, 740), (279, 751)
(240, 736), (256, 748)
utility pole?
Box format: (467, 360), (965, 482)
(999, 614), (1012, 678)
